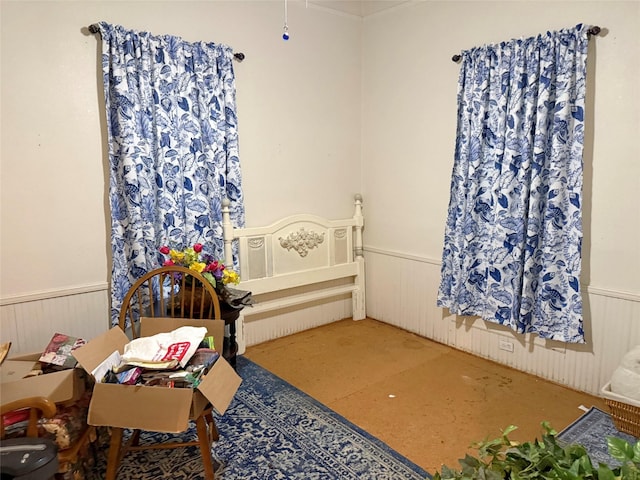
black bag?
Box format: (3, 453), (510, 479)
(217, 286), (253, 310)
(0, 438), (58, 480)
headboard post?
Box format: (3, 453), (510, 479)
(221, 197), (234, 266)
(352, 194), (366, 320)
(353, 194), (364, 259)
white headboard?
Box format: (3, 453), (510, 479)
(221, 195), (365, 352)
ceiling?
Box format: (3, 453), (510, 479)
(306, 0), (409, 17)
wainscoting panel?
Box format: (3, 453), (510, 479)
(364, 247), (640, 397)
(0, 286), (110, 356)
(242, 295), (353, 349)
(1, 283), (353, 358)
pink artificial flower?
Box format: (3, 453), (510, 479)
(163, 259), (175, 266)
(203, 261), (218, 272)
(193, 243), (203, 253)
(159, 245), (170, 255)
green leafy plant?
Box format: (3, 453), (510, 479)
(433, 422), (640, 480)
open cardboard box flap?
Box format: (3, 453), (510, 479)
(1, 354), (86, 406)
(1, 360), (39, 384)
(73, 318), (241, 433)
(72, 326), (129, 374)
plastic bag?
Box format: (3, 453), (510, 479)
(122, 326), (207, 369)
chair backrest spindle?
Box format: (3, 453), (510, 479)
(118, 266), (222, 338)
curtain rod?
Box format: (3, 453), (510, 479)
(87, 24), (246, 62)
(450, 25), (601, 63)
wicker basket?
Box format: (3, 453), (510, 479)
(601, 382), (640, 437)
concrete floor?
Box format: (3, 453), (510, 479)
(243, 318), (608, 475)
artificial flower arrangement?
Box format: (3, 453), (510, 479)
(158, 243), (240, 290)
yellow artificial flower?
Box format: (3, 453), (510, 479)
(169, 250), (186, 263)
(189, 262), (206, 273)
(223, 270), (240, 285)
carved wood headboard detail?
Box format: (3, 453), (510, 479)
(221, 195), (365, 352)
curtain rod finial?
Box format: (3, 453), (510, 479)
(587, 26), (601, 36)
(452, 54), (462, 63)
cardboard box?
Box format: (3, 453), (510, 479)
(73, 318), (242, 433)
(0, 354), (88, 406)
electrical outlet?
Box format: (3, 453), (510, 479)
(499, 338), (514, 352)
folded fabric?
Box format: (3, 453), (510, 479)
(2, 390), (101, 480)
(122, 326), (207, 368)
(38, 396), (91, 450)
(3, 393), (91, 456)
(611, 344), (640, 401)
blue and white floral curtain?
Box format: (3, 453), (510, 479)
(437, 24), (591, 343)
(97, 22), (245, 325)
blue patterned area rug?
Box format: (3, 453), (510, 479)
(557, 406), (638, 467)
(89, 356), (430, 479)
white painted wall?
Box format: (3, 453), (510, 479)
(0, 1), (362, 298)
(0, 0), (362, 352)
(362, 0), (639, 292)
(362, 1), (640, 395)
(1, 0), (639, 396)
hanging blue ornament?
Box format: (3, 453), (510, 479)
(282, 0), (290, 41)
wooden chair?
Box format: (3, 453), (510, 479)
(118, 265), (222, 338)
(108, 266), (222, 480)
(1, 396), (57, 439)
(1, 396), (96, 474)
